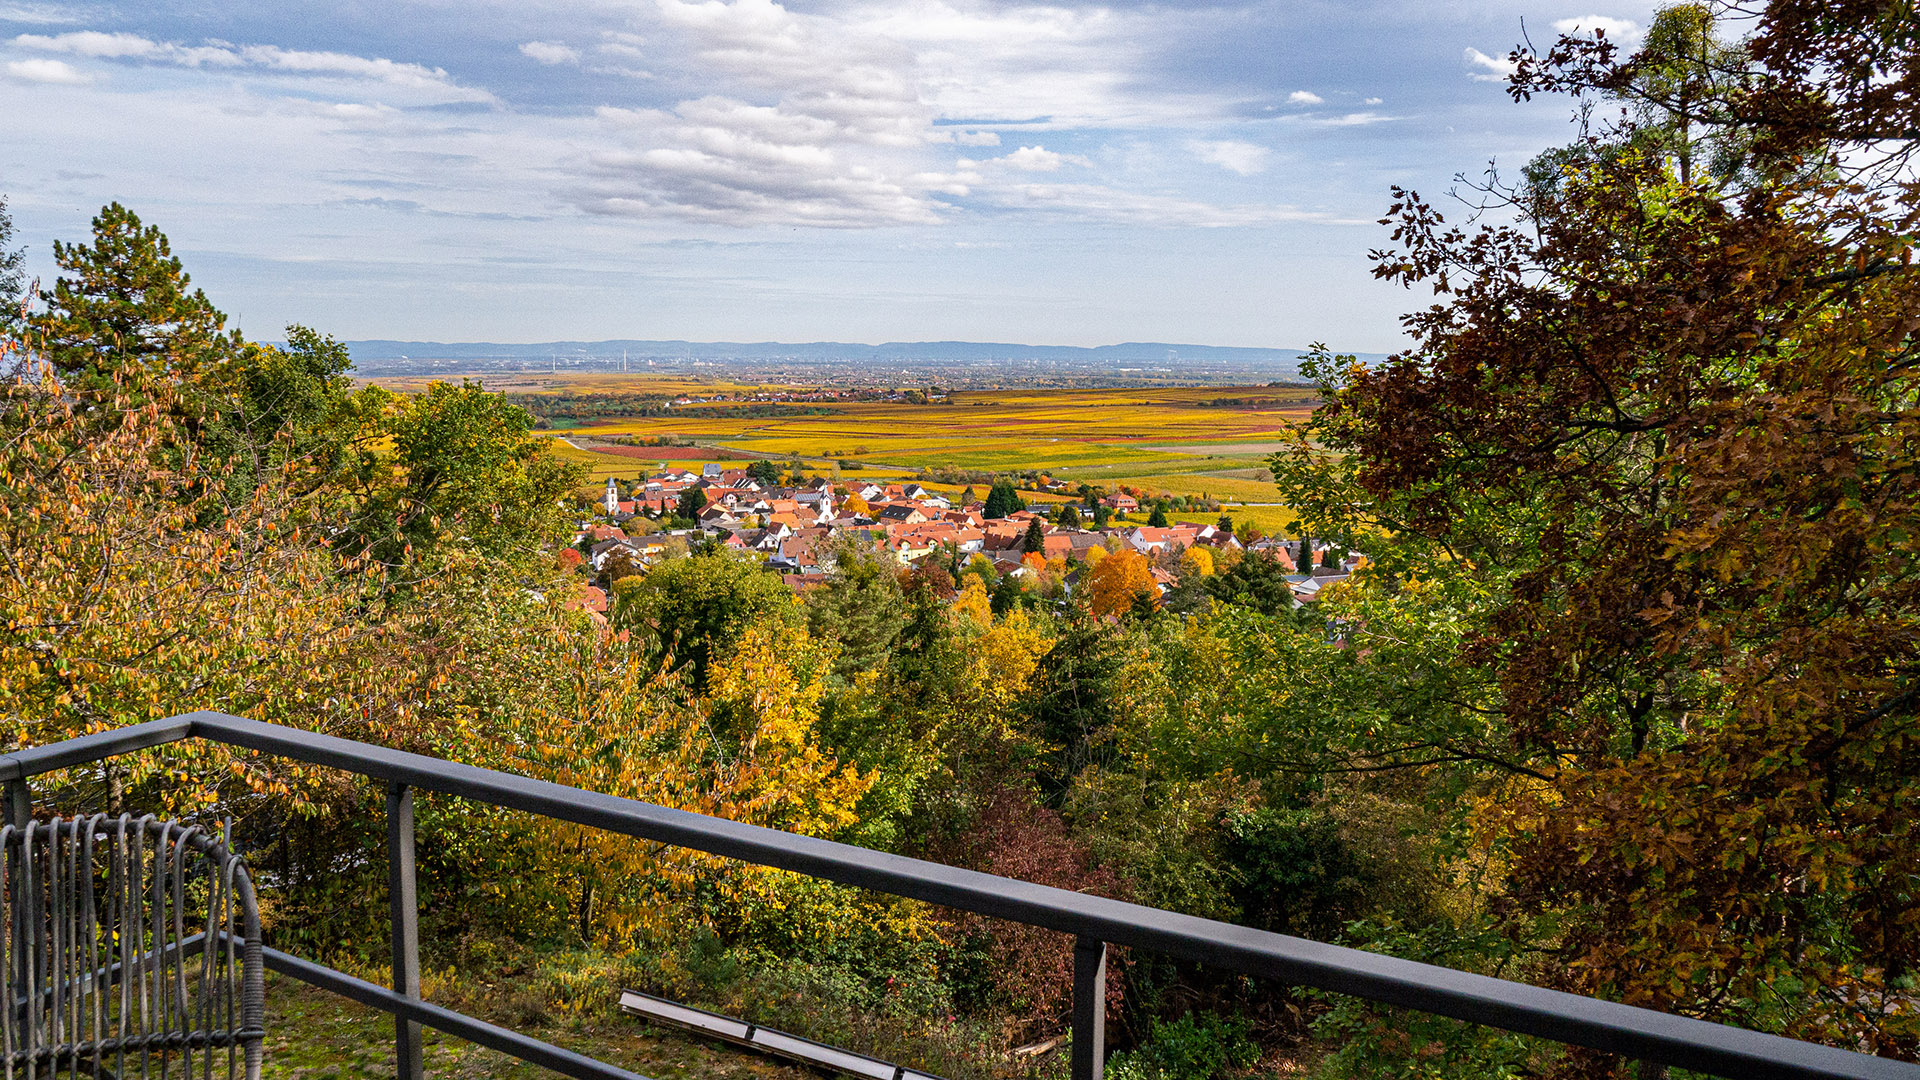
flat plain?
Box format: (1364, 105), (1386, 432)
(366, 373), (1316, 520)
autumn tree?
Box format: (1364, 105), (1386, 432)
(1290, 0), (1920, 1062)
(1085, 549), (1155, 619)
(1181, 546), (1214, 577)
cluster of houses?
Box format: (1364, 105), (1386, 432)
(576, 464), (1359, 605)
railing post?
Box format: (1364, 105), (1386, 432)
(3, 779), (28, 830)
(4, 778), (27, 1016)
(388, 780), (424, 1080)
(1072, 937), (1107, 1080)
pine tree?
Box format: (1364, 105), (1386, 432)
(0, 195), (26, 335)
(984, 480), (1020, 519)
(33, 202), (240, 401)
(1021, 517), (1047, 553)
(678, 488), (709, 521)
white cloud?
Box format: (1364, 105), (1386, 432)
(1287, 90), (1322, 105)
(0, 3), (90, 24)
(1317, 111), (1394, 127)
(12, 31), (491, 102)
(1551, 15), (1642, 44)
(1363, 96), (1382, 105)
(978, 182), (1334, 227)
(1, 4), (1389, 234)
(14, 30), (238, 65)
(520, 41), (581, 65)
(964, 145), (1089, 172)
(578, 95), (939, 227)
(6, 56), (89, 83)
(1464, 46), (1516, 83)
(1190, 139), (1268, 175)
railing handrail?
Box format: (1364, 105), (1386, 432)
(3, 712), (1915, 1080)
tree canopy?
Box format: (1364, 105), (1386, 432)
(33, 202), (241, 403)
(1280, 0), (1920, 1057)
(983, 480), (1021, 519)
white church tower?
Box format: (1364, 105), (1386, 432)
(604, 477), (620, 516)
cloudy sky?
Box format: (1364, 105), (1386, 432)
(1, 0), (1653, 351)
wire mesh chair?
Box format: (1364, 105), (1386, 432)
(2, 815), (264, 1079)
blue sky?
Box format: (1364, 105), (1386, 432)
(2, 0), (1653, 351)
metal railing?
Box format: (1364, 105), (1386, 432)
(0, 711), (1914, 1080)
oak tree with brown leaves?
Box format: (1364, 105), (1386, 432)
(1298, 0), (1920, 1067)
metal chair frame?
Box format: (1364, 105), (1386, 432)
(1, 815), (264, 1079)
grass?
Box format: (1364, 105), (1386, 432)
(260, 939), (1016, 1080)
(261, 973), (817, 1079)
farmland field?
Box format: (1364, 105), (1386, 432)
(367, 373), (1315, 512)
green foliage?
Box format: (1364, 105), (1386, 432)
(983, 480), (1020, 519)
(614, 551), (801, 691)
(1106, 1012), (1259, 1080)
(200, 325), (373, 507)
(334, 379), (582, 574)
(1026, 613), (1128, 793)
(677, 487), (708, 519)
(0, 195), (24, 334)
(807, 536), (909, 680)
(1147, 504), (1169, 528)
(1204, 550), (1294, 615)
(745, 458), (782, 485)
(1021, 517), (1047, 553)
(33, 202), (241, 403)
(1219, 807), (1372, 940)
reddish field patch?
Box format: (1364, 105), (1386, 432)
(588, 445), (751, 460)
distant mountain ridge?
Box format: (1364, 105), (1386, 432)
(343, 338), (1353, 364)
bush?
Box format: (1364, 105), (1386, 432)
(1106, 1012), (1259, 1080)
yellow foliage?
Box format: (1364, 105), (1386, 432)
(964, 608), (1053, 732)
(1182, 546), (1215, 577)
(1086, 550), (1155, 618)
(953, 577), (993, 626)
(501, 620), (874, 945)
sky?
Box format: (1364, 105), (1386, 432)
(1, 0), (1656, 352)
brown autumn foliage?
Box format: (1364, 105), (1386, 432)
(959, 787), (1125, 1036)
(1307, 1), (1920, 1063)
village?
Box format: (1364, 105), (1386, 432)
(571, 462), (1363, 614)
